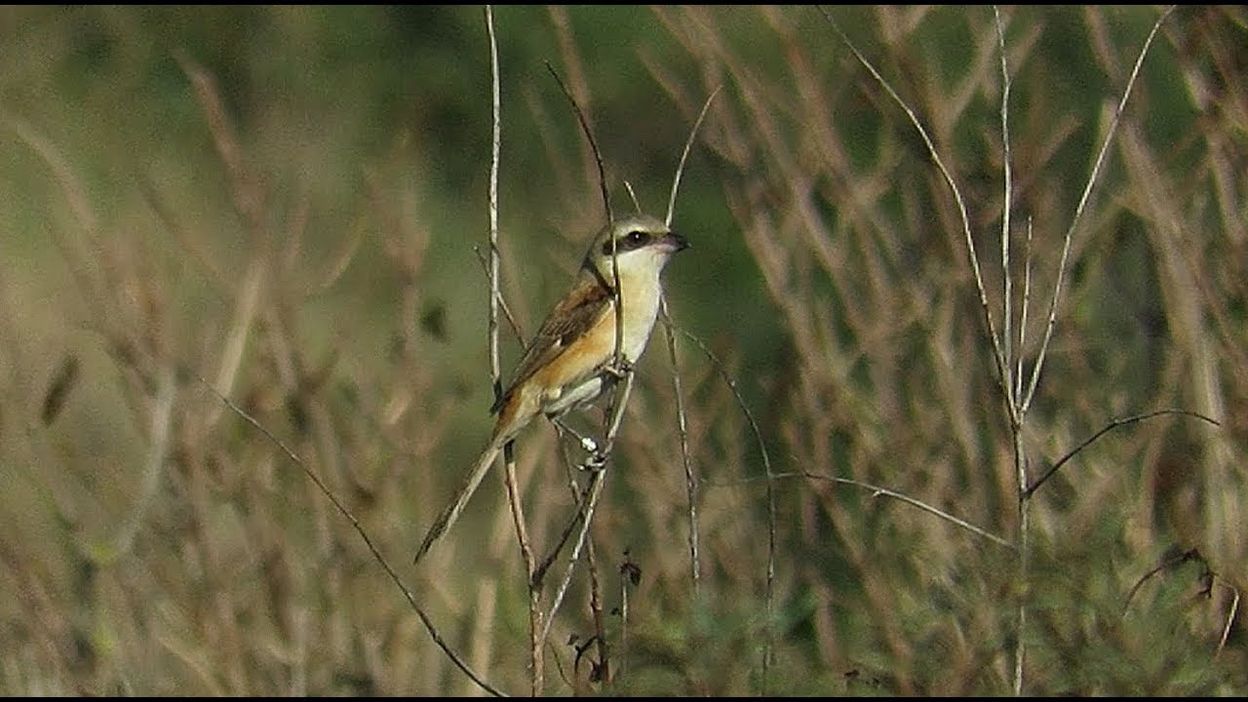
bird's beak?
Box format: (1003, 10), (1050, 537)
(661, 231), (690, 253)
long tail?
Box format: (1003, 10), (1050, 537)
(413, 437), (505, 565)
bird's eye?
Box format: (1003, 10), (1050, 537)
(602, 229), (651, 256)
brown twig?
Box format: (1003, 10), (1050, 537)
(1018, 5), (1176, 416)
(664, 86), (721, 228)
(674, 327), (777, 692)
(661, 298), (701, 593)
(487, 9), (544, 695)
(199, 376), (505, 697)
(544, 62), (612, 227)
(537, 373), (636, 652)
(1123, 546), (1241, 660)
(1024, 409), (1221, 498)
(819, 5), (1012, 405)
(708, 470), (1014, 550)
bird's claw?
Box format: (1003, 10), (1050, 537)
(603, 359), (634, 380)
(581, 448), (608, 472)
(578, 435), (599, 454)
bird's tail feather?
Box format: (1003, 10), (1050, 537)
(413, 439), (504, 565)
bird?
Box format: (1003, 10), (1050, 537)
(413, 213), (689, 564)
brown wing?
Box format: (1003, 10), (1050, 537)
(491, 274), (614, 414)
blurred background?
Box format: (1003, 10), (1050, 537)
(0, 5), (1244, 695)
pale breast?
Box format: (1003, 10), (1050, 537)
(618, 267), (664, 363)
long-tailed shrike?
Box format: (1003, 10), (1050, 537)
(414, 213), (688, 563)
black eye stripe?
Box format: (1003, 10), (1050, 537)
(601, 230), (653, 256)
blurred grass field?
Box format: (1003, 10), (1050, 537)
(0, 5), (1245, 695)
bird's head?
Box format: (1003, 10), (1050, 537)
(584, 213), (688, 283)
